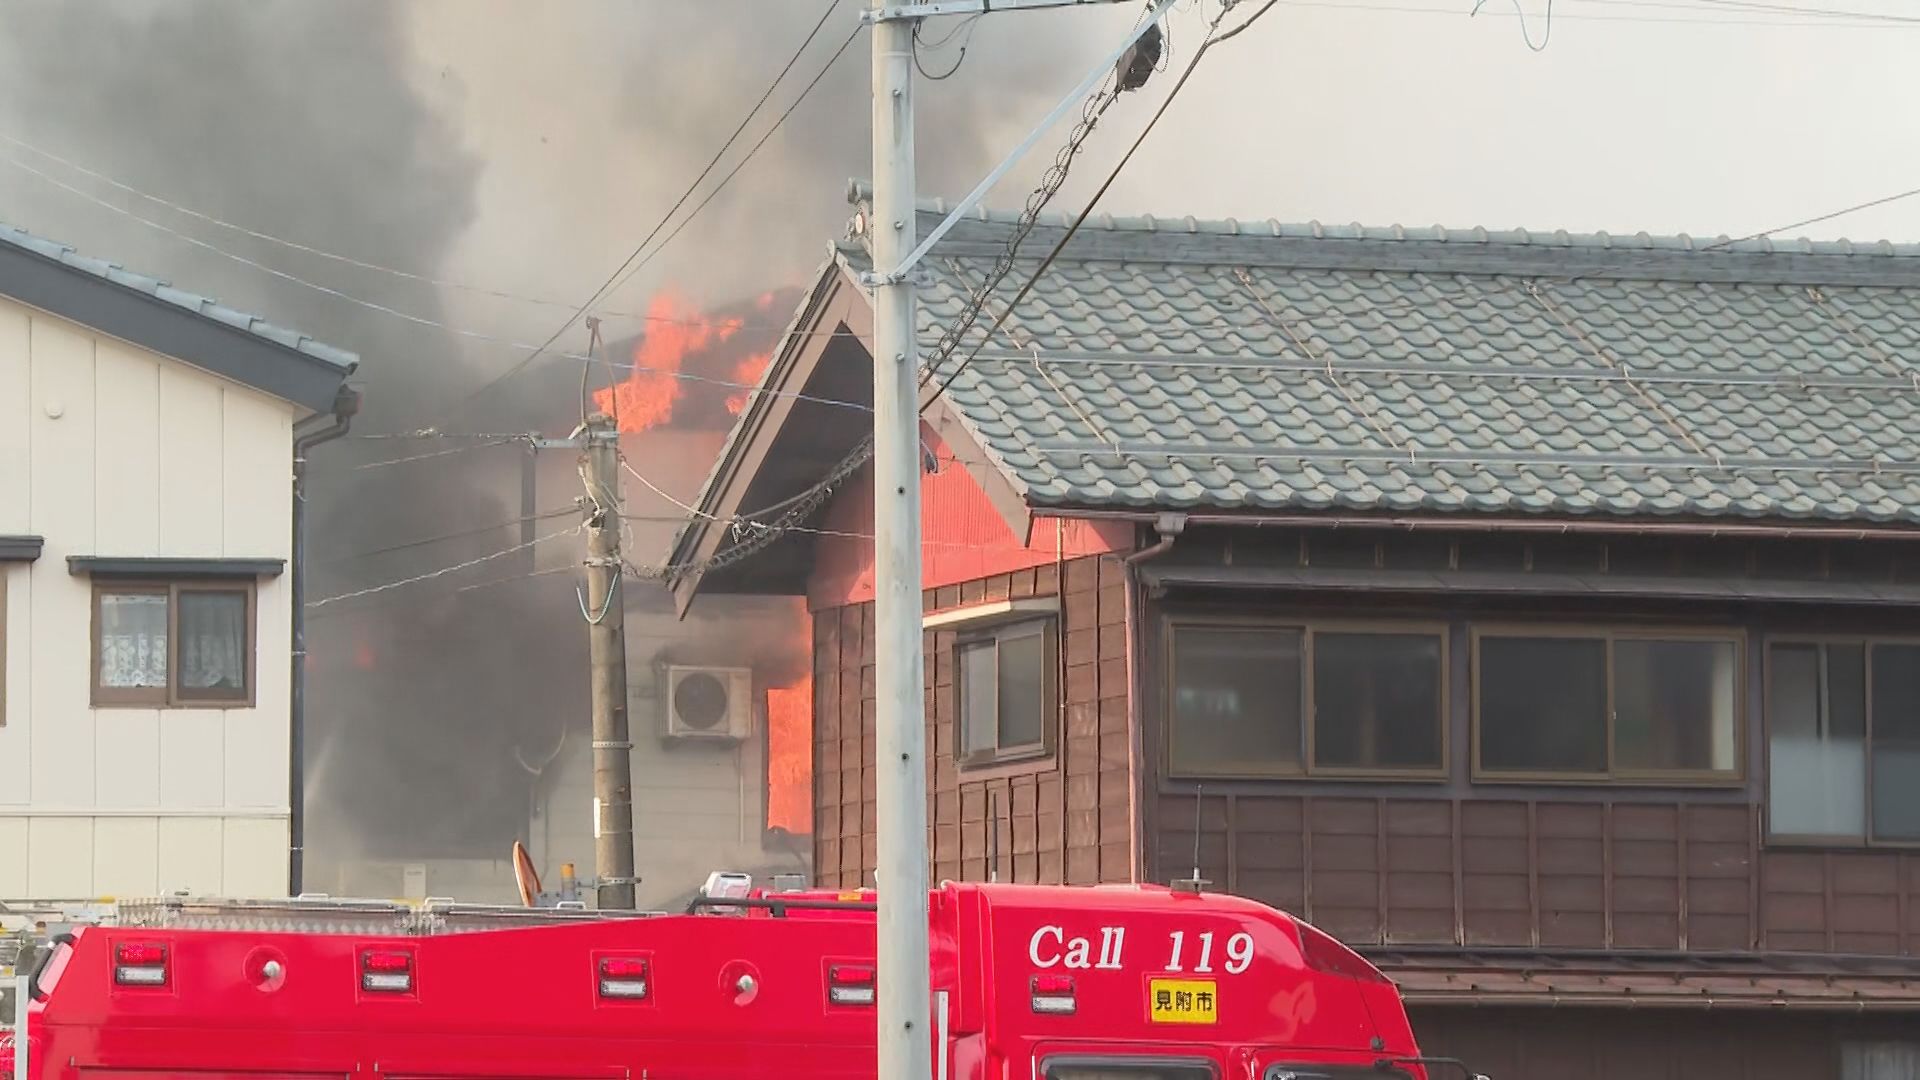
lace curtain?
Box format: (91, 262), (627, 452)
(99, 592), (168, 688)
(98, 589), (246, 692)
(179, 591), (246, 691)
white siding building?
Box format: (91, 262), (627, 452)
(0, 222), (356, 902)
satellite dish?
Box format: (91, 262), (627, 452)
(512, 841), (542, 908)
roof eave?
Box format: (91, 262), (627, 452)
(668, 260), (871, 616)
(0, 236), (356, 414)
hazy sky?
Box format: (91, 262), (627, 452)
(5, 0), (1919, 418)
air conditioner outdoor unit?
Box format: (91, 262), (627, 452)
(663, 665), (753, 741)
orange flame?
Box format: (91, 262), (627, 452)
(593, 291), (745, 434)
(725, 351), (773, 416)
(765, 677), (814, 836)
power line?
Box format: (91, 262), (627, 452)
(442, 0), (853, 423)
(306, 522), (583, 609)
(1684, 0), (1920, 23)
(927, 0), (1284, 405)
(314, 506), (580, 567)
(0, 152), (875, 424)
(353, 437), (520, 470)
(600, 23), (867, 307)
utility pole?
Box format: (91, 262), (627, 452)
(857, 3), (1173, 1077)
(868, 4), (933, 1080)
(581, 412), (637, 910)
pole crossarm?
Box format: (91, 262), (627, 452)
(863, 0), (1136, 22)
(868, 0), (1177, 285)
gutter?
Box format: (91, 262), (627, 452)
(1053, 507), (1920, 543)
(1117, 513), (1185, 884)
(288, 383), (361, 896)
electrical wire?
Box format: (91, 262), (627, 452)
(306, 523), (583, 608)
(913, 13), (979, 80)
(444, 0), (852, 424)
(314, 506), (580, 567)
(927, 0), (1283, 406)
(599, 23), (866, 307)
(1472, 0), (1554, 50)
(353, 437), (519, 470)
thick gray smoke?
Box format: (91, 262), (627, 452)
(0, 0), (1105, 888)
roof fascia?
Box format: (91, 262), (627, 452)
(671, 266), (872, 616)
(0, 239), (352, 414)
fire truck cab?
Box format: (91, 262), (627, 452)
(11, 878), (1462, 1080)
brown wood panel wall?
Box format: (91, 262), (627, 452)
(1410, 1007), (1892, 1080)
(1150, 793), (1920, 956)
(814, 555), (1132, 890)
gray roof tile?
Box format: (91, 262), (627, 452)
(830, 193), (1920, 525)
(0, 220), (357, 374)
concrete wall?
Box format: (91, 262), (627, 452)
(0, 295), (298, 900)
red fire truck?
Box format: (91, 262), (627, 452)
(9, 877), (1471, 1080)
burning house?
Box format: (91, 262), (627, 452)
(306, 289), (814, 909)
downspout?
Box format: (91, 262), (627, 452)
(1119, 512), (1185, 884)
(288, 383), (361, 897)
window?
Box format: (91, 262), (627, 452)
(956, 617), (1056, 768)
(1474, 628), (1739, 781)
(92, 581), (255, 707)
(1166, 621), (1445, 778)
(1768, 640), (1920, 843)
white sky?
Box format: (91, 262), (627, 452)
(404, 0), (1920, 358)
(8, 0), (1920, 383)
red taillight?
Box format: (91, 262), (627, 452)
(827, 964), (875, 1006)
(1298, 923), (1389, 985)
(598, 956), (650, 1000)
(361, 948), (414, 993)
(1030, 972), (1076, 1015)
(112, 941), (168, 987)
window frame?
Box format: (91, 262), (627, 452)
(1764, 633), (1920, 849)
(1469, 622), (1747, 786)
(954, 614), (1058, 771)
(89, 579), (258, 709)
(1162, 614), (1451, 782)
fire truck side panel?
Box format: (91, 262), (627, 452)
(23, 884), (1428, 1080)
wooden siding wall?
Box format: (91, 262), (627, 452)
(1150, 793), (1920, 955)
(813, 555), (1132, 889)
(1410, 1007), (1900, 1080)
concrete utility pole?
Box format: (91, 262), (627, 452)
(581, 412), (637, 910)
(868, 5), (934, 1080)
(860, 2), (1173, 1076)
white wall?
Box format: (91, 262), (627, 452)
(0, 296), (298, 900)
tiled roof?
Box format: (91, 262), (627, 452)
(0, 219), (356, 411)
(1369, 948), (1920, 1010)
(834, 190), (1920, 525)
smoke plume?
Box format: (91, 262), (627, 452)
(0, 0), (1106, 891)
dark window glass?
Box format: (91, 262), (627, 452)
(176, 589), (248, 701)
(996, 624), (1047, 751)
(1170, 627), (1301, 774)
(957, 618), (1054, 766)
(1870, 644), (1920, 842)
(1478, 636), (1606, 774)
(1313, 632), (1443, 771)
(1613, 639), (1737, 774)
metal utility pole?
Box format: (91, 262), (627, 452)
(581, 412), (637, 910)
(868, 3), (933, 1080)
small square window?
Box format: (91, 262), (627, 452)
(956, 618), (1056, 768)
(92, 581), (255, 708)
